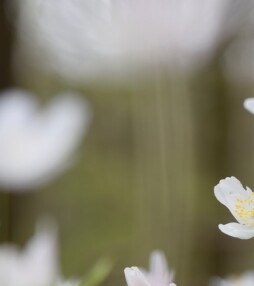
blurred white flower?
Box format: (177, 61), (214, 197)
(124, 250), (176, 286)
(0, 89), (91, 190)
(0, 220), (69, 286)
(214, 176), (254, 239)
(16, 0), (239, 81)
(210, 271), (254, 286)
(244, 98), (254, 114)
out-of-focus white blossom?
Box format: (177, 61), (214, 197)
(0, 221), (76, 286)
(124, 250), (176, 286)
(210, 271), (254, 286)
(214, 176), (254, 239)
(244, 98), (254, 114)
(0, 89), (91, 190)
(16, 0), (239, 81)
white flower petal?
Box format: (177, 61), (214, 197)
(0, 89), (37, 129)
(124, 267), (150, 286)
(0, 220), (59, 286)
(214, 177), (253, 224)
(219, 223), (254, 239)
(23, 221), (59, 285)
(148, 251), (174, 286)
(125, 251), (175, 286)
(244, 98), (254, 115)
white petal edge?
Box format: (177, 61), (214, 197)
(124, 267), (150, 286)
(214, 176), (253, 225)
(150, 250), (169, 276)
(244, 98), (254, 115)
(149, 250), (174, 285)
(219, 223), (254, 239)
(214, 176), (250, 206)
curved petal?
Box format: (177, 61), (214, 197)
(150, 251), (168, 275)
(218, 223), (254, 239)
(0, 89), (38, 129)
(23, 220), (59, 285)
(244, 98), (254, 115)
(124, 267), (150, 286)
(0, 220), (59, 286)
(148, 251), (174, 286)
(214, 177), (253, 224)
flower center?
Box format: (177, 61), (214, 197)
(235, 193), (254, 225)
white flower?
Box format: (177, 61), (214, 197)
(124, 250), (176, 286)
(210, 271), (254, 286)
(0, 221), (66, 286)
(0, 89), (91, 190)
(16, 0), (237, 81)
(244, 98), (254, 115)
(214, 176), (254, 239)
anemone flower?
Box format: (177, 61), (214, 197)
(0, 89), (91, 190)
(210, 271), (254, 286)
(124, 250), (176, 286)
(0, 220), (78, 286)
(214, 176), (254, 239)
(16, 0), (239, 81)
